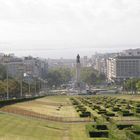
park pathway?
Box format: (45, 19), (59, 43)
(62, 127), (70, 140)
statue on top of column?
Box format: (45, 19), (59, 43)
(76, 54), (80, 63)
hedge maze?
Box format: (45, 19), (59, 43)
(71, 96), (140, 140)
(70, 98), (91, 118)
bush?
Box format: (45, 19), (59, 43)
(89, 131), (109, 138)
(0, 96), (45, 107)
(120, 110), (134, 116)
(112, 107), (120, 112)
(135, 108), (140, 113)
(117, 124), (133, 130)
(126, 130), (140, 140)
(96, 125), (108, 130)
(80, 111), (91, 117)
(105, 112), (115, 117)
(97, 109), (106, 114)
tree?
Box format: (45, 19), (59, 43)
(136, 81), (140, 92)
(0, 64), (6, 80)
(124, 79), (139, 94)
(80, 67), (106, 86)
(0, 81), (6, 93)
(46, 67), (72, 88)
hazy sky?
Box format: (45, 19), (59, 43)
(0, 0), (140, 58)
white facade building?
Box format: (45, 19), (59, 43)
(107, 56), (140, 82)
(121, 48), (140, 56)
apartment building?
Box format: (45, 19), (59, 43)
(107, 56), (140, 82)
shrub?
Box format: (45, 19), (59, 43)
(112, 107), (120, 112)
(89, 131), (109, 138)
(96, 125), (108, 130)
(120, 110), (134, 116)
(105, 112), (115, 117)
(80, 111), (91, 117)
(0, 96), (45, 107)
(117, 124), (133, 130)
(135, 108), (140, 113)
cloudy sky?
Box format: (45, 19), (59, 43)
(0, 0), (140, 58)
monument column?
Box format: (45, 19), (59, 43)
(76, 54), (81, 93)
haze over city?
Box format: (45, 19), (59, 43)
(0, 0), (140, 58)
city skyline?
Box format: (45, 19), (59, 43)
(0, 43), (140, 59)
(0, 0), (140, 58)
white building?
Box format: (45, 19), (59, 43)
(121, 48), (140, 56)
(82, 56), (88, 67)
(95, 58), (107, 74)
(107, 56), (140, 82)
(24, 56), (48, 79)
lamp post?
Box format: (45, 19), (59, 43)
(6, 64), (9, 99)
(123, 78), (126, 94)
(33, 75), (38, 97)
(35, 78), (37, 96)
(4, 55), (10, 99)
(24, 72), (31, 97)
(130, 77), (133, 94)
(20, 71), (23, 98)
(18, 64), (24, 98)
(44, 80), (48, 93)
(28, 78), (31, 96)
(38, 77), (42, 94)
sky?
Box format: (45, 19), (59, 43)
(0, 0), (140, 58)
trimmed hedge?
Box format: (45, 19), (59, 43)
(120, 110), (134, 116)
(89, 131), (109, 138)
(0, 96), (45, 107)
(86, 124), (109, 138)
(126, 130), (140, 140)
(117, 124), (133, 130)
(80, 111), (91, 117)
(96, 125), (108, 130)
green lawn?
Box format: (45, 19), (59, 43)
(0, 96), (91, 140)
(0, 94), (140, 140)
(96, 94), (140, 101)
(0, 112), (93, 140)
(11, 96), (78, 117)
(38, 96), (71, 104)
(0, 113), (64, 140)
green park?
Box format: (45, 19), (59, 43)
(0, 58), (140, 140)
(0, 94), (140, 140)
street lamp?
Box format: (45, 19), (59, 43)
(123, 78), (126, 94)
(18, 64), (24, 98)
(33, 75), (38, 97)
(4, 55), (10, 99)
(44, 80), (48, 92)
(38, 77), (43, 93)
(130, 77), (133, 94)
(6, 63), (9, 99)
(24, 72), (31, 97)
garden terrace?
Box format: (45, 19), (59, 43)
(0, 94), (140, 140)
(86, 124), (109, 138)
(74, 95), (140, 125)
(125, 125), (140, 140)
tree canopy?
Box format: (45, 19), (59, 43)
(0, 64), (6, 80)
(80, 67), (106, 86)
(46, 67), (72, 88)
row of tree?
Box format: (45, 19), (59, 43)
(123, 79), (140, 94)
(46, 67), (106, 88)
(0, 79), (41, 98)
(80, 67), (106, 86)
(0, 64), (41, 98)
(0, 63), (106, 94)
(46, 67), (72, 88)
